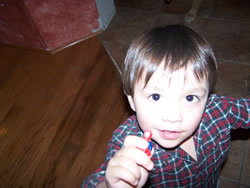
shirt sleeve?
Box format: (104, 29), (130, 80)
(207, 95), (250, 129)
(81, 162), (108, 188)
(227, 96), (250, 129)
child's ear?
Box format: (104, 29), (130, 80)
(127, 95), (135, 111)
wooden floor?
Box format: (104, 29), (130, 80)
(0, 37), (132, 187)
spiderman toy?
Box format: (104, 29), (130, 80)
(141, 130), (153, 156)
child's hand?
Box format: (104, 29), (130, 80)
(105, 135), (154, 188)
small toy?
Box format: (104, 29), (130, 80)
(141, 130), (153, 156)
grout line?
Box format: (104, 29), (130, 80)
(219, 176), (242, 187)
(207, 16), (250, 24)
(219, 176), (239, 184)
(239, 139), (249, 185)
(220, 139), (250, 187)
(158, 7), (250, 24)
(217, 58), (250, 66)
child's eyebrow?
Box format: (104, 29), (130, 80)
(185, 87), (208, 94)
(143, 85), (208, 94)
(142, 85), (164, 92)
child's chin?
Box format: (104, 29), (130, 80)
(157, 140), (181, 149)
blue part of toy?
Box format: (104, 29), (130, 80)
(148, 142), (152, 151)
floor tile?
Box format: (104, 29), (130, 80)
(117, 0), (164, 12)
(153, 12), (186, 26)
(153, 12), (209, 37)
(241, 138), (250, 186)
(205, 20), (240, 63)
(240, 185), (250, 188)
(101, 7), (156, 46)
(160, 0), (192, 15)
(160, 0), (214, 18)
(234, 23), (250, 65)
(197, 0), (215, 18)
(211, 0), (250, 22)
(219, 178), (239, 188)
(214, 61), (250, 98)
(220, 130), (248, 182)
(101, 40), (127, 72)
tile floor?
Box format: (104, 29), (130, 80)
(99, 0), (250, 187)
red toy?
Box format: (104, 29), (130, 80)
(141, 130), (153, 156)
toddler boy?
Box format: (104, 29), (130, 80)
(83, 25), (250, 187)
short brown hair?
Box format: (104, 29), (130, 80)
(122, 24), (217, 96)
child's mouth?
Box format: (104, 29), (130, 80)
(159, 130), (182, 140)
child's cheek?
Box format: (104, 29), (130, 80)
(137, 114), (154, 131)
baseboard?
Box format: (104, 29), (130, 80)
(0, 30), (103, 55)
(50, 30), (103, 54)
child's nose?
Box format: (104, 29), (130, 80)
(162, 105), (182, 123)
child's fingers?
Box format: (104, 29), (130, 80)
(106, 166), (138, 187)
(124, 135), (149, 149)
(116, 146), (154, 171)
(106, 156), (141, 186)
(105, 136), (154, 187)
(108, 155), (141, 179)
(124, 135), (154, 157)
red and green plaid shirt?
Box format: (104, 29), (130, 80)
(82, 94), (250, 187)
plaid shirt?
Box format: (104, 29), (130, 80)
(82, 94), (250, 187)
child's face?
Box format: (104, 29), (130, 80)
(127, 63), (209, 149)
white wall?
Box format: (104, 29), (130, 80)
(95, 0), (116, 30)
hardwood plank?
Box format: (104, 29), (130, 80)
(0, 36), (132, 187)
